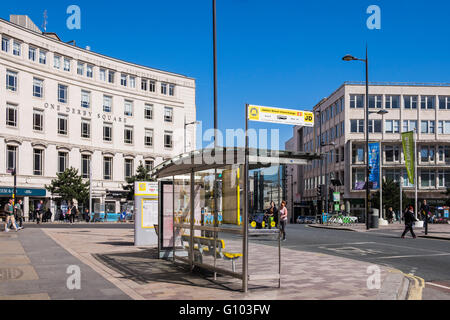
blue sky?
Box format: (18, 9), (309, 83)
(2, 0), (449, 149)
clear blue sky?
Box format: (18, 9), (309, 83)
(2, 0), (449, 149)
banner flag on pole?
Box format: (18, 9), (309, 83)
(368, 142), (380, 189)
(402, 131), (415, 185)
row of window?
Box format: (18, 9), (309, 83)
(349, 94), (450, 110)
(348, 119), (450, 134)
(1, 35), (177, 96)
(5, 70), (176, 120)
(5, 104), (173, 148)
(6, 145), (154, 180)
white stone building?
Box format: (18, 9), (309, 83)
(0, 15), (196, 218)
(286, 82), (450, 218)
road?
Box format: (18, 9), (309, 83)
(254, 224), (450, 299)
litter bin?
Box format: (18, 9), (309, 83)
(370, 208), (379, 229)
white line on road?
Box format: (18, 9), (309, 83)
(376, 253), (450, 259)
(293, 242), (376, 247)
(426, 282), (450, 290)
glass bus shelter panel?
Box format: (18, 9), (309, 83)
(173, 176), (191, 259)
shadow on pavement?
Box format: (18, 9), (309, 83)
(93, 248), (242, 292)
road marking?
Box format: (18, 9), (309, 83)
(426, 282), (450, 290)
(297, 242), (375, 247)
(376, 253), (450, 259)
(365, 241), (448, 254)
(405, 274), (425, 300)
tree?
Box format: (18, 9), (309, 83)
(123, 161), (154, 200)
(372, 178), (410, 214)
(46, 167), (90, 206)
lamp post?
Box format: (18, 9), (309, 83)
(184, 116), (200, 153)
(343, 47), (370, 230)
(322, 142), (336, 215)
(315, 110), (323, 221)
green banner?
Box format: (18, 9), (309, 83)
(402, 131), (415, 184)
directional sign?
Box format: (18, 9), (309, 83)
(248, 105), (314, 127)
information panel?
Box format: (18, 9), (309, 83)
(248, 105), (314, 127)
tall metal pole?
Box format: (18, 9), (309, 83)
(318, 110), (323, 222)
(243, 104), (249, 293)
(400, 168), (403, 223)
(213, 0), (218, 147)
(89, 157), (92, 218)
(365, 46), (370, 230)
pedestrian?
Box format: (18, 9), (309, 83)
(279, 201), (288, 241)
(67, 202), (75, 224)
(84, 208), (90, 222)
(420, 200), (431, 223)
(401, 205), (417, 239)
(14, 199), (24, 228)
(36, 200), (44, 224)
(4, 199), (19, 232)
(386, 207), (394, 224)
(270, 201), (279, 227)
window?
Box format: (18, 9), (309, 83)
(103, 95), (112, 113)
(421, 146), (435, 163)
(12, 41), (21, 56)
(58, 152), (68, 173)
(164, 107), (173, 122)
(141, 79), (148, 91)
(403, 171), (415, 187)
(420, 169), (435, 188)
(33, 78), (43, 98)
(144, 104), (153, 120)
(103, 123), (113, 142)
(438, 121), (450, 134)
(77, 62), (85, 76)
(169, 84), (175, 96)
(39, 50), (47, 64)
(368, 120), (382, 133)
(352, 145), (365, 164)
(58, 115), (68, 135)
(438, 146), (450, 164)
(81, 90), (90, 108)
(352, 168), (366, 190)
(124, 126), (133, 144)
(130, 76), (136, 88)
(58, 84), (68, 103)
(350, 119), (364, 133)
(438, 170), (450, 188)
(124, 100), (133, 116)
(53, 54), (61, 69)
(164, 131), (173, 148)
(81, 155), (91, 178)
(81, 119), (91, 138)
(421, 120), (435, 134)
(6, 104), (17, 127)
(385, 146), (400, 163)
(350, 94), (364, 108)
(6, 146), (17, 171)
(124, 159), (134, 179)
(100, 68), (106, 81)
(108, 70), (115, 83)
(335, 148), (340, 163)
(86, 65), (93, 78)
(369, 95), (382, 108)
(385, 95), (400, 109)
(404, 95), (418, 109)
(145, 129), (153, 147)
(103, 157), (113, 180)
(149, 80), (156, 92)
(341, 147), (345, 162)
(402, 120), (417, 133)
(2, 37), (9, 52)
(33, 149), (43, 176)
(161, 83), (168, 95)
(421, 96), (435, 109)
(29, 46), (37, 61)
(6, 70), (18, 91)
(145, 160), (154, 172)
(121, 74), (127, 86)
(439, 96), (450, 110)
(385, 120), (400, 133)
(33, 109), (44, 131)
(63, 58), (71, 72)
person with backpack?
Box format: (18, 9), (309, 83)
(401, 205), (418, 239)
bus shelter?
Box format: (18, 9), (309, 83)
(150, 147), (320, 292)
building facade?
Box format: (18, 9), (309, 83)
(0, 15), (196, 218)
(287, 82), (450, 218)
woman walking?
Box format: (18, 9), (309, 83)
(401, 205), (417, 239)
(279, 201), (288, 241)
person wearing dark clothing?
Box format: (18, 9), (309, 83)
(269, 201), (279, 227)
(14, 200), (24, 228)
(67, 203), (76, 224)
(386, 207), (394, 224)
(401, 206), (417, 239)
(420, 200), (431, 222)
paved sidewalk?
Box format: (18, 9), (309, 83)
(38, 227), (405, 300)
(308, 223), (450, 240)
(0, 229), (130, 300)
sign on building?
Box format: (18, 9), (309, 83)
(248, 105), (314, 127)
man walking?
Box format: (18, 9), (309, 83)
(401, 205), (417, 239)
(36, 200), (44, 224)
(14, 199), (24, 229)
(4, 199), (19, 232)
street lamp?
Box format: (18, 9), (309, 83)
(342, 47), (370, 230)
(184, 116), (200, 153)
(321, 141), (336, 215)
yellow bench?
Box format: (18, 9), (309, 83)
(181, 234), (243, 272)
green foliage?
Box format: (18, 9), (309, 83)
(45, 167), (90, 205)
(372, 178), (410, 212)
(123, 161), (154, 200)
